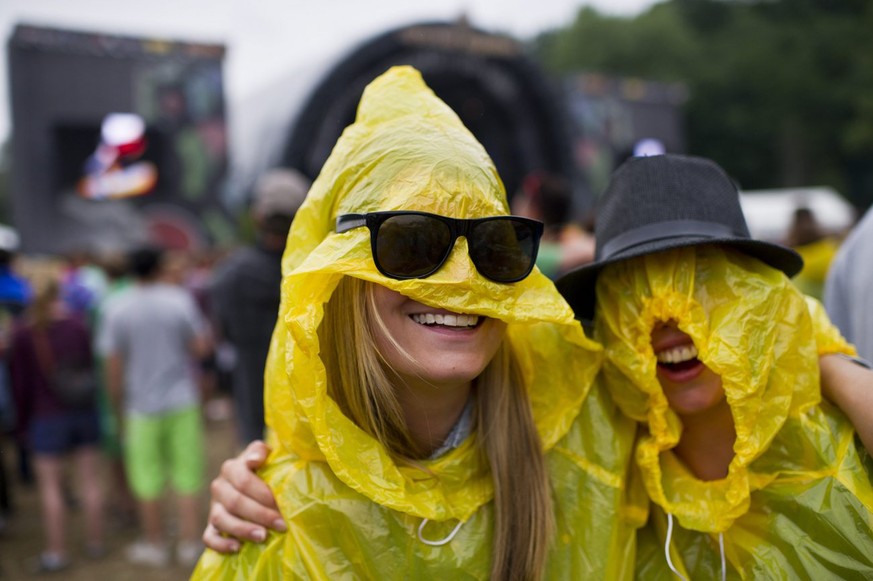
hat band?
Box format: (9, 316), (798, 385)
(599, 220), (741, 260)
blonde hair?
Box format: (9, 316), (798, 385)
(21, 260), (63, 330)
(320, 276), (553, 580)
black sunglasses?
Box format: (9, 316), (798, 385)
(336, 211), (544, 283)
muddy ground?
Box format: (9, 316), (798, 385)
(0, 400), (240, 580)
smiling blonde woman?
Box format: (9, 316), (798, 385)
(192, 66), (638, 580)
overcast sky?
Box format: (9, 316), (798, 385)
(0, 0), (659, 143)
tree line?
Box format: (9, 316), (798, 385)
(535, 0), (873, 211)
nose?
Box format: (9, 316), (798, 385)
(650, 320), (693, 349)
(651, 320), (677, 340)
(441, 237), (476, 281)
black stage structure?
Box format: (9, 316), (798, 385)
(7, 24), (230, 254)
(279, 21), (578, 211)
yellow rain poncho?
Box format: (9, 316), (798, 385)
(193, 66), (641, 580)
(595, 245), (873, 579)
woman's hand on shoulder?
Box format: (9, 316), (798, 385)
(202, 440), (285, 553)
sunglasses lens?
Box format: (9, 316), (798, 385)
(469, 219), (538, 282)
(375, 214), (453, 278)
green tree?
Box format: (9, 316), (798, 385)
(536, 0), (873, 210)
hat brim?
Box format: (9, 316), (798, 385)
(555, 236), (804, 322)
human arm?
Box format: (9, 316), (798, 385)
(105, 351), (125, 425)
(179, 287), (214, 367)
(202, 440), (285, 553)
(820, 354), (873, 455)
(7, 328), (35, 440)
(98, 301), (127, 422)
(189, 330), (212, 363)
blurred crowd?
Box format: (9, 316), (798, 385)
(0, 240), (229, 571)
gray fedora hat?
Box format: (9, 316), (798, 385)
(556, 154), (803, 321)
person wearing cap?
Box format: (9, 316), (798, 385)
(193, 66), (638, 580)
(556, 153), (873, 579)
(210, 168), (310, 444)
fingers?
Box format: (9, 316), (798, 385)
(204, 439), (285, 551)
(202, 520), (241, 554)
(210, 469), (285, 532)
(241, 440), (271, 470)
(225, 441), (279, 511)
(204, 497), (272, 550)
(219, 462), (280, 516)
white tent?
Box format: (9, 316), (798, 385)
(739, 186), (857, 243)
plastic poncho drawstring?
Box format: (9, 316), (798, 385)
(664, 513), (726, 581)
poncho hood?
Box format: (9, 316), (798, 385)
(595, 245), (855, 533)
(263, 65), (602, 523)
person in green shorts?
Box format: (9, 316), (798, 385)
(103, 246), (210, 568)
(124, 406), (204, 503)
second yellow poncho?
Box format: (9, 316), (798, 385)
(596, 245), (873, 579)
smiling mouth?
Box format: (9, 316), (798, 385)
(656, 343), (698, 364)
(655, 342), (703, 378)
(410, 313), (480, 328)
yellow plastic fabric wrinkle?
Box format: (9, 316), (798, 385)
(268, 263), (589, 522)
(805, 295), (856, 357)
(550, 446), (625, 489)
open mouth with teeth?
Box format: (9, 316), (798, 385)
(656, 343), (699, 371)
(410, 313), (481, 329)
(654, 341), (705, 383)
